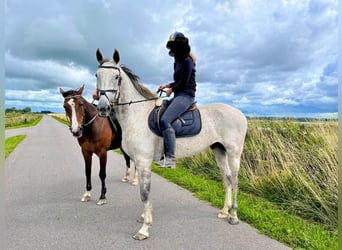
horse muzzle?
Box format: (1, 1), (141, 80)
(70, 126), (83, 138)
(97, 105), (111, 117)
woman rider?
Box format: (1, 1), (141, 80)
(157, 32), (197, 168)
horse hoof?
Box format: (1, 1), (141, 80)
(97, 199), (107, 206)
(81, 196), (91, 202)
(132, 180), (138, 186)
(81, 191), (91, 202)
(136, 216), (144, 223)
(121, 177), (129, 183)
(132, 232), (148, 241)
(228, 217), (239, 225)
(217, 211), (229, 219)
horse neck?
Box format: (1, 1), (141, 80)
(82, 98), (98, 123)
(116, 76), (155, 124)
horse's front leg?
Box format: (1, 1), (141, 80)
(81, 150), (92, 202)
(97, 151), (107, 206)
(133, 158), (153, 240)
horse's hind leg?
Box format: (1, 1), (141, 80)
(212, 143), (242, 225)
(120, 149), (138, 186)
(227, 155), (241, 225)
(81, 150), (92, 202)
(121, 150), (131, 183)
(211, 144), (231, 219)
(132, 165), (139, 186)
(97, 152), (107, 206)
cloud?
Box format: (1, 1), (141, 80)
(4, 0), (338, 117)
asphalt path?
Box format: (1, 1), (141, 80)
(5, 115), (290, 250)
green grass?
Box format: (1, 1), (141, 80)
(179, 119), (337, 230)
(5, 113), (43, 129)
(50, 115), (69, 125)
(5, 135), (26, 158)
(152, 164), (338, 250)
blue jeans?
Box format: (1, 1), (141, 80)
(160, 92), (195, 131)
(159, 92), (195, 158)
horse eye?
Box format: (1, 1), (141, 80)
(115, 75), (119, 80)
(95, 73), (98, 78)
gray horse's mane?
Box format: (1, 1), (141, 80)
(99, 59), (156, 99)
(121, 65), (157, 99)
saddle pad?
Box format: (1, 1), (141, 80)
(148, 106), (202, 138)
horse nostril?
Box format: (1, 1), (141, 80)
(72, 128), (82, 138)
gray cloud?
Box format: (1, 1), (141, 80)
(5, 0), (338, 117)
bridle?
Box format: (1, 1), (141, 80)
(96, 64), (160, 107)
(96, 65), (122, 106)
(64, 95), (98, 130)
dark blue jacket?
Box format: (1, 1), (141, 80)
(170, 56), (196, 97)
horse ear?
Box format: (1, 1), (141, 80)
(77, 84), (85, 95)
(113, 49), (120, 64)
(59, 88), (64, 95)
(96, 48), (103, 63)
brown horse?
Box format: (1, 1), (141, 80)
(59, 85), (138, 206)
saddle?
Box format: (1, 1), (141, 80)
(148, 100), (202, 138)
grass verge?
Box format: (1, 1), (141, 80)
(5, 135), (26, 158)
(152, 164), (338, 250)
(5, 114), (43, 129)
(50, 115), (69, 126)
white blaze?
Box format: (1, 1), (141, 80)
(67, 98), (80, 133)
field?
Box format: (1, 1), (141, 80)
(5, 112), (43, 128)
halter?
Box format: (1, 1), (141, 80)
(64, 95), (98, 129)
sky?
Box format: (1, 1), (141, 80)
(4, 0), (338, 118)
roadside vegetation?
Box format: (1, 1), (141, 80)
(5, 108), (44, 158)
(155, 118), (338, 249)
(5, 110), (43, 129)
(50, 114), (69, 125)
(49, 114), (340, 249)
(5, 135), (26, 158)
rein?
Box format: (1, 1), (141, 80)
(113, 89), (166, 106)
(115, 97), (159, 106)
(97, 64), (165, 107)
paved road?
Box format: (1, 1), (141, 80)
(5, 115), (290, 250)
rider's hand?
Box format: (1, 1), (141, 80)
(92, 90), (99, 100)
(166, 88), (173, 97)
(159, 84), (169, 90)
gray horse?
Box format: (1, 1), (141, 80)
(95, 49), (248, 240)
